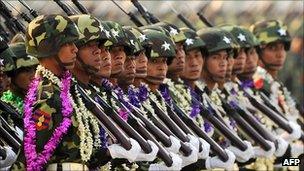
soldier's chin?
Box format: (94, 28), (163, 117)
(111, 69), (122, 78)
(145, 76), (164, 85)
(268, 64), (283, 71)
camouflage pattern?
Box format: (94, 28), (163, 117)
(250, 20), (291, 50)
(141, 29), (176, 59)
(25, 14), (80, 58)
(9, 42), (39, 69)
(122, 27), (142, 55)
(154, 22), (186, 43)
(124, 26), (148, 52)
(221, 25), (254, 48)
(104, 21), (133, 55)
(69, 14), (111, 47)
(179, 27), (206, 52)
(197, 27), (238, 56)
(0, 47), (16, 72)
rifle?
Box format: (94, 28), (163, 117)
(170, 100), (229, 161)
(53, 0), (75, 16)
(0, 115), (21, 153)
(102, 90), (174, 166)
(0, 0), (25, 33)
(130, 0), (160, 24)
(18, 0), (39, 18)
(76, 85), (133, 150)
(0, 24), (10, 42)
(169, 5), (196, 31)
(194, 86), (248, 151)
(71, 0), (89, 14)
(111, 0), (144, 27)
(4, 0), (32, 23)
(91, 88), (153, 154)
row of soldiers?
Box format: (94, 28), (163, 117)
(0, 11), (303, 171)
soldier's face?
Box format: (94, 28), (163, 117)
(168, 42), (185, 75)
(96, 45), (111, 78)
(205, 50), (228, 82)
(57, 42), (78, 70)
(233, 48), (246, 74)
(241, 47), (259, 78)
(145, 57), (168, 85)
(118, 56), (136, 85)
(260, 41), (286, 71)
(77, 40), (102, 72)
(13, 66), (36, 94)
(0, 70), (10, 94)
(110, 46), (126, 77)
(181, 48), (204, 81)
(226, 57), (234, 80)
(135, 51), (148, 78)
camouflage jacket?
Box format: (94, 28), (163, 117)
(12, 77), (110, 170)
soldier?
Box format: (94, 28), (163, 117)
(16, 14), (82, 170)
(0, 38), (18, 170)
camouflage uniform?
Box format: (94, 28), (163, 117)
(12, 14), (110, 170)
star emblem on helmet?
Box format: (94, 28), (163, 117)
(111, 29), (119, 38)
(139, 33), (147, 42)
(28, 55), (36, 61)
(0, 59), (4, 66)
(130, 39), (135, 46)
(161, 41), (171, 51)
(185, 38), (194, 46)
(223, 36), (231, 44)
(99, 25), (104, 32)
(169, 27), (178, 36)
(237, 33), (246, 42)
(105, 30), (111, 38)
(277, 28), (286, 36)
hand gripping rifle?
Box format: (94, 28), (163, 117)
(75, 85), (133, 150)
(100, 89), (174, 166)
(0, 115), (21, 154)
(18, 0), (39, 18)
(88, 87), (153, 154)
(130, 0), (160, 24)
(0, 0), (25, 33)
(169, 99), (229, 161)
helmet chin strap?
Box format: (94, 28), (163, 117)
(76, 56), (99, 75)
(54, 55), (72, 71)
(204, 64), (224, 83)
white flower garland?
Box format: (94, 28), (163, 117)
(36, 65), (101, 162)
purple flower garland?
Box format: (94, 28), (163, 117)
(23, 71), (73, 171)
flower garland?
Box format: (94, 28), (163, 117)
(1, 90), (24, 114)
(36, 65), (101, 163)
(24, 67), (73, 171)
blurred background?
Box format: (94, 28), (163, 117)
(0, 0), (303, 105)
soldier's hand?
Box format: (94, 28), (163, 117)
(134, 140), (159, 162)
(164, 135), (181, 153)
(227, 140), (254, 163)
(107, 138), (141, 162)
(197, 137), (210, 159)
(274, 136), (289, 157)
(205, 149), (236, 170)
(280, 121), (301, 142)
(253, 140), (275, 157)
(0, 146), (17, 169)
(148, 152), (182, 171)
(179, 142), (198, 167)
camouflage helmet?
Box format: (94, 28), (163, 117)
(9, 42), (39, 70)
(141, 29), (176, 59)
(25, 14), (80, 58)
(197, 27), (238, 56)
(250, 20), (291, 50)
(154, 22), (186, 43)
(69, 14), (111, 47)
(220, 25), (255, 48)
(124, 26), (150, 51)
(0, 47), (16, 72)
(179, 27), (206, 53)
(104, 21), (133, 56)
(123, 27), (142, 56)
